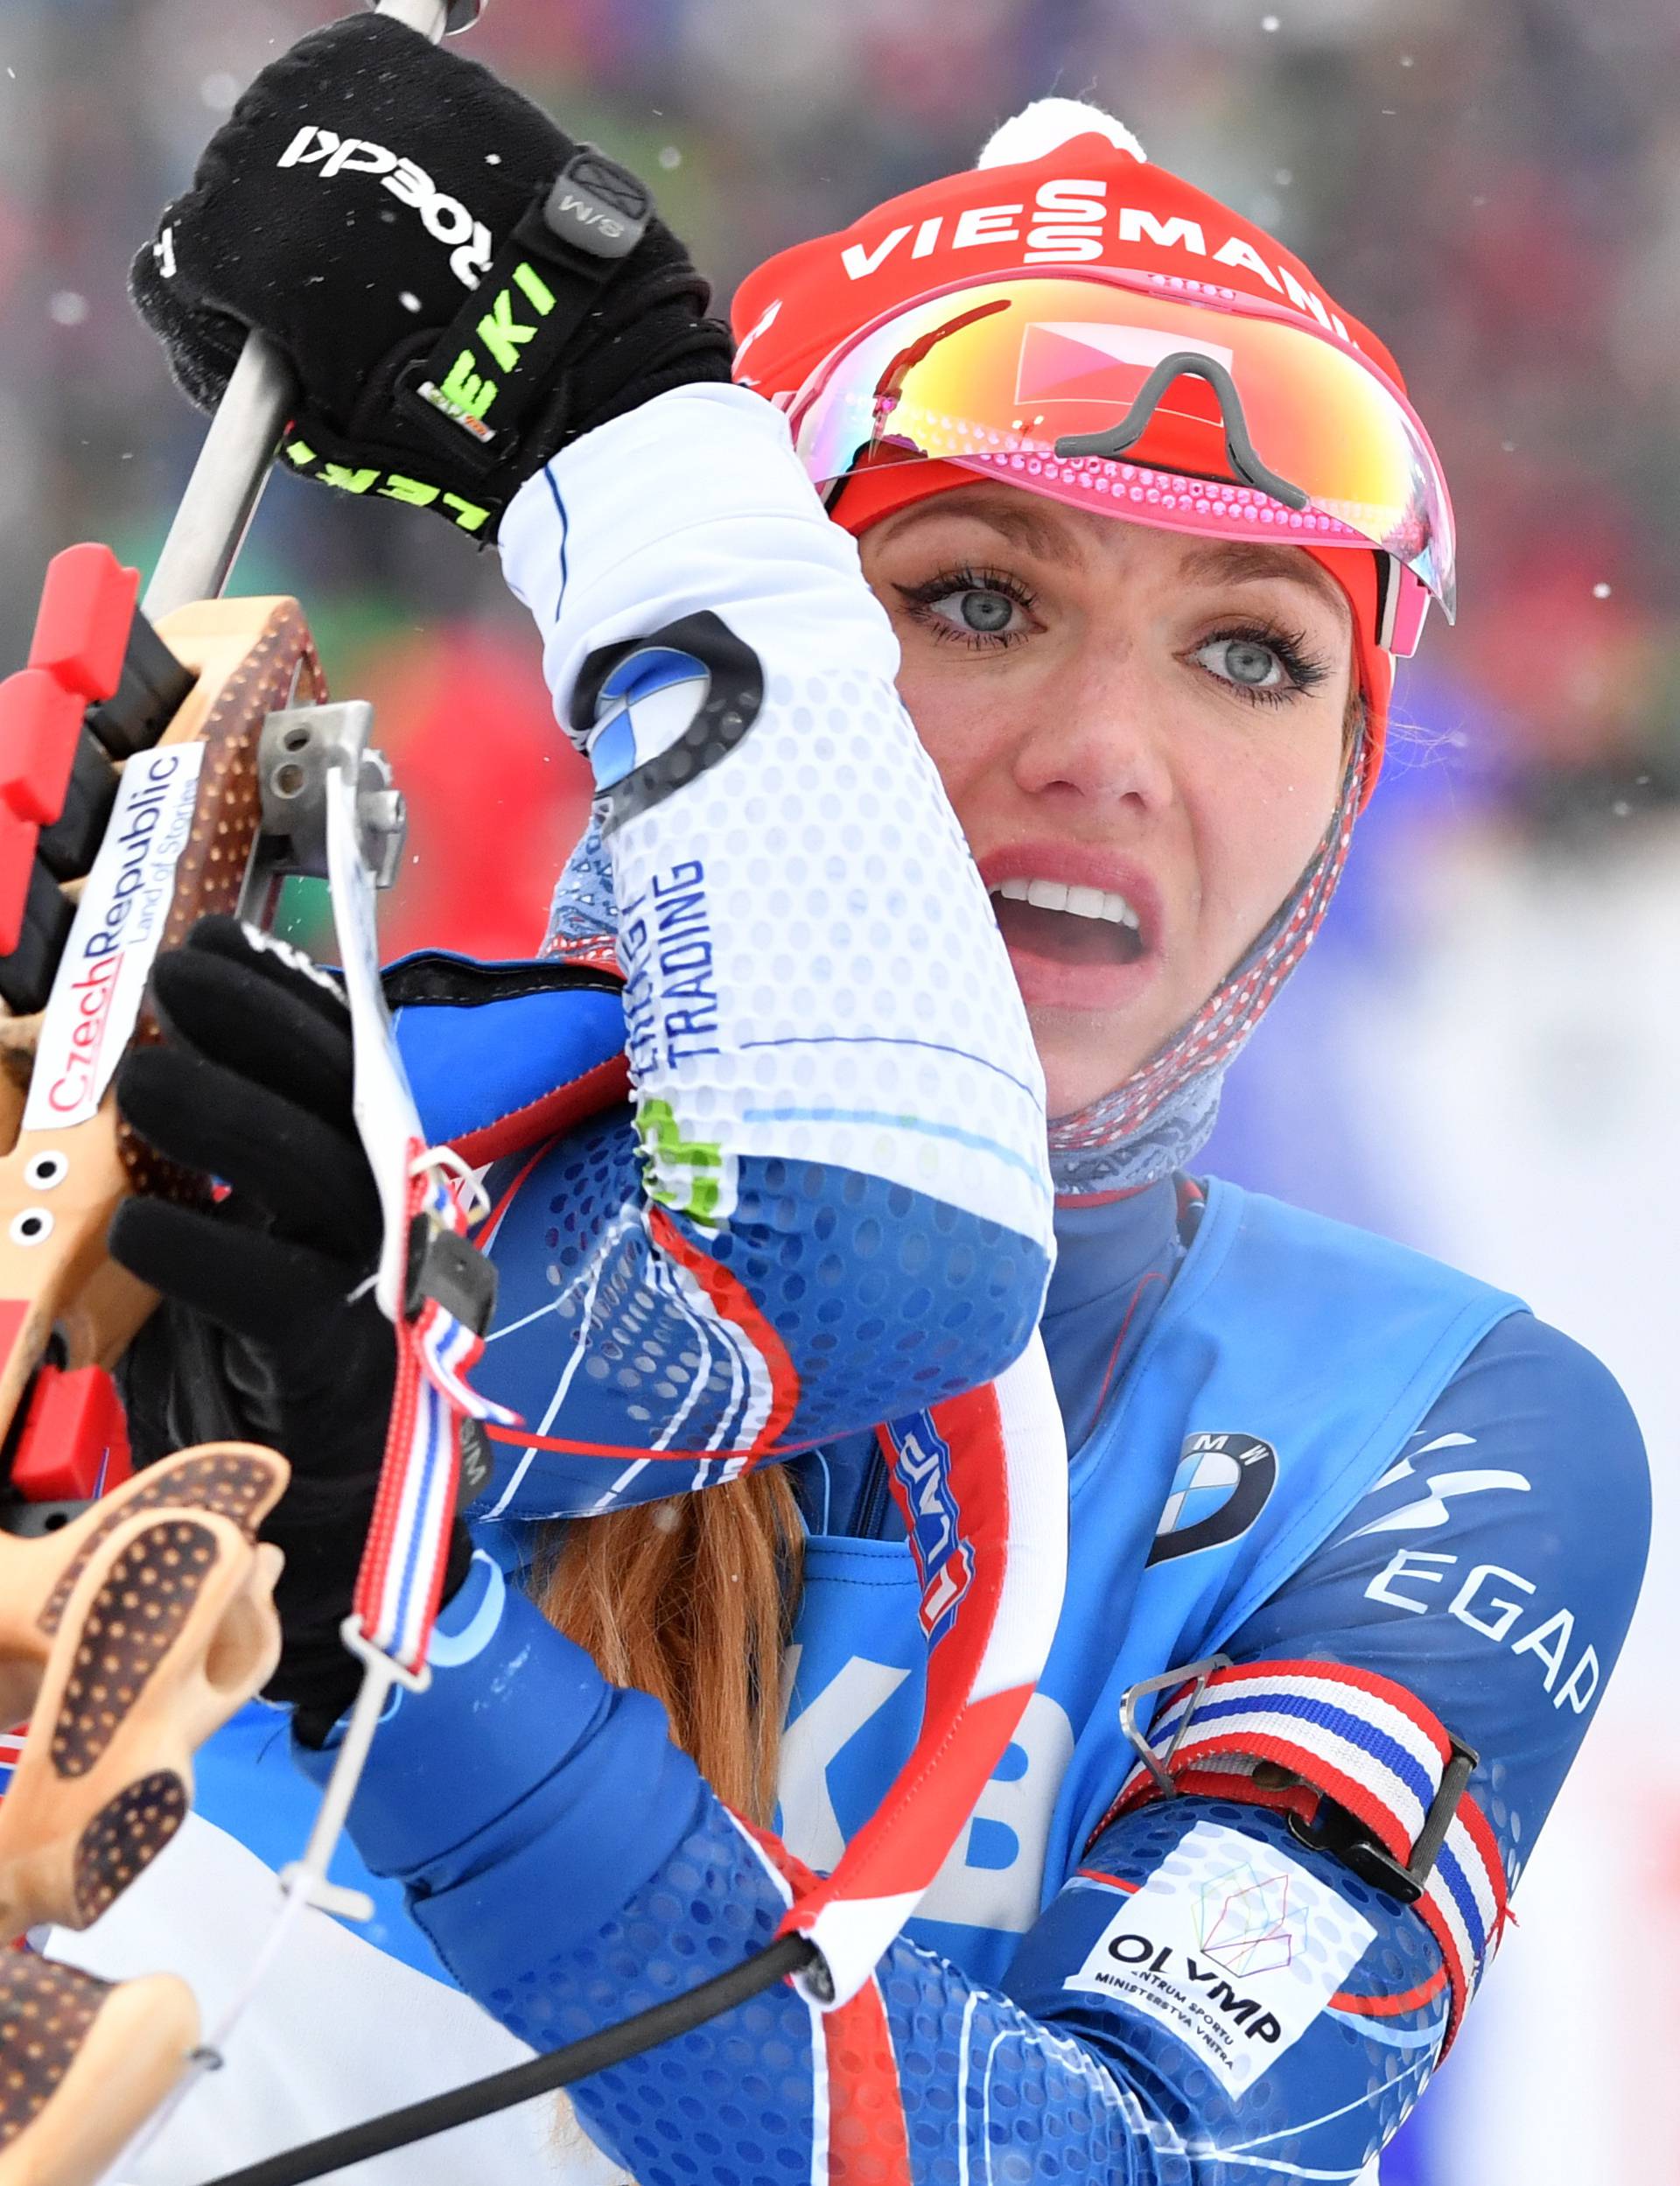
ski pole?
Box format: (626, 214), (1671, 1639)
(142, 0), (486, 621)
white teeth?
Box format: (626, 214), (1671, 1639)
(992, 876), (1141, 930)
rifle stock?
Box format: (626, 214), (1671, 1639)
(0, 594), (325, 1475)
(0, 3), (486, 2175)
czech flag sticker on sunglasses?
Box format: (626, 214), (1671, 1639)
(788, 267), (1456, 627)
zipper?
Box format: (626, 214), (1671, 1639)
(853, 1440), (893, 1540)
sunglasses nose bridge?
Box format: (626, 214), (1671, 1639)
(1053, 349), (1310, 514)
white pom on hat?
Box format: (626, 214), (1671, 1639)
(976, 98), (1146, 171)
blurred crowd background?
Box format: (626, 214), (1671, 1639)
(1, 1), (1675, 2181)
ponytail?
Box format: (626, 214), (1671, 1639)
(533, 1468), (804, 1825)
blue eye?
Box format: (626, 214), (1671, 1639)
(1190, 624), (1332, 706)
(927, 585), (1022, 639)
(1196, 635), (1286, 690)
(895, 565), (1038, 650)
(954, 589), (1015, 634)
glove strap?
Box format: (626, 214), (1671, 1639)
(394, 145), (653, 472)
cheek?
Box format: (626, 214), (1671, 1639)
(1194, 725), (1346, 932)
(891, 660), (1000, 814)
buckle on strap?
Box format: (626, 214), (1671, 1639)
(1117, 1655), (1483, 1911)
(1286, 1730), (1480, 1907)
(404, 1209), (498, 1334)
(1119, 1653), (1231, 1798)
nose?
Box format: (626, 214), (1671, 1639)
(1006, 648), (1176, 816)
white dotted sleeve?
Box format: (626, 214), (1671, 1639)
(498, 386), (1053, 1258)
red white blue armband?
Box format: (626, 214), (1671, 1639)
(1101, 1657), (1508, 2052)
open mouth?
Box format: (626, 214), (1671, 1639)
(988, 876), (1147, 970)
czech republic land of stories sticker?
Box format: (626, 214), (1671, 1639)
(1066, 1820), (1375, 2095)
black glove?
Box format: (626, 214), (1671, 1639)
(130, 14), (732, 539)
(108, 917), (471, 1738)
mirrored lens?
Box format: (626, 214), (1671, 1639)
(791, 271), (1455, 617)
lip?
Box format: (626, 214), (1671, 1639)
(976, 844), (1165, 942)
(976, 841), (1166, 1014)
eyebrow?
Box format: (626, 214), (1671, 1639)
(1174, 539), (1350, 622)
(878, 493), (1085, 569)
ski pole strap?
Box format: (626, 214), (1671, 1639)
(323, 763), (515, 1680)
(396, 146), (652, 469)
(1102, 1657), (1508, 2054)
(351, 1149), (515, 1674)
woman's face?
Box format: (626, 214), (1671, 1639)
(858, 486), (1356, 1118)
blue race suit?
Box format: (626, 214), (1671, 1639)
(295, 1154), (1644, 2186)
(295, 387), (1648, 2184)
(54, 383), (1648, 2186)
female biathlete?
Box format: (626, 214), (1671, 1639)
(94, 17), (1648, 2183)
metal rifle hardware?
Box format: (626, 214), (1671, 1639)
(0, 4), (475, 2180)
(243, 704), (407, 924)
(1119, 1654), (1233, 1797)
(0, 589), (409, 2180)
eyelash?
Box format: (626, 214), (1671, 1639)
(894, 564), (1039, 651)
(1196, 619), (1333, 708)
(900, 572), (1328, 717)
(893, 565), (1333, 705)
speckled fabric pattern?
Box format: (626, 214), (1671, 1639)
(433, 1783), (1440, 2185)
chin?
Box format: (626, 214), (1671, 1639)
(1037, 1040), (1151, 1123)
(1020, 996), (1175, 1124)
